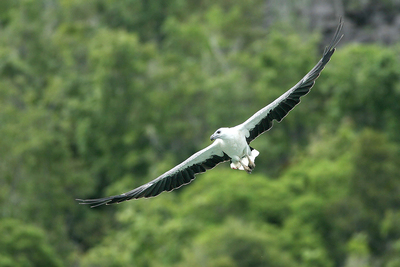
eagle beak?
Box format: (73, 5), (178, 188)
(210, 134), (216, 141)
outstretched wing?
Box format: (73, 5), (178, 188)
(77, 140), (230, 207)
(239, 18), (343, 143)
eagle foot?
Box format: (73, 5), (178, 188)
(248, 161), (255, 170)
(242, 164), (253, 174)
(247, 156), (256, 170)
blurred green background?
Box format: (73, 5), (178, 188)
(1, 0), (400, 266)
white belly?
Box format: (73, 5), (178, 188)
(219, 128), (249, 161)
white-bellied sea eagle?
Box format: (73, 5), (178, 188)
(77, 18), (343, 207)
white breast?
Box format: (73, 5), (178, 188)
(219, 127), (249, 160)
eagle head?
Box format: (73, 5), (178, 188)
(210, 127), (229, 141)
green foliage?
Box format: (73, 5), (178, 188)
(178, 218), (297, 267)
(1, 0), (400, 266)
(0, 218), (62, 267)
(80, 170), (298, 267)
(281, 126), (400, 266)
(318, 44), (400, 140)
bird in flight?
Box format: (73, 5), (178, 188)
(77, 18), (343, 207)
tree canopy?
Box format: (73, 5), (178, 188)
(1, 1), (400, 266)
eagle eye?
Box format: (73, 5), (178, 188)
(217, 130), (221, 134)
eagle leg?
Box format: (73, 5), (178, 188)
(239, 159), (252, 174)
(247, 156), (255, 170)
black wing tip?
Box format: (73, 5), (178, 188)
(76, 182), (163, 208)
(75, 175), (193, 208)
(324, 17), (344, 55)
(76, 198), (113, 208)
